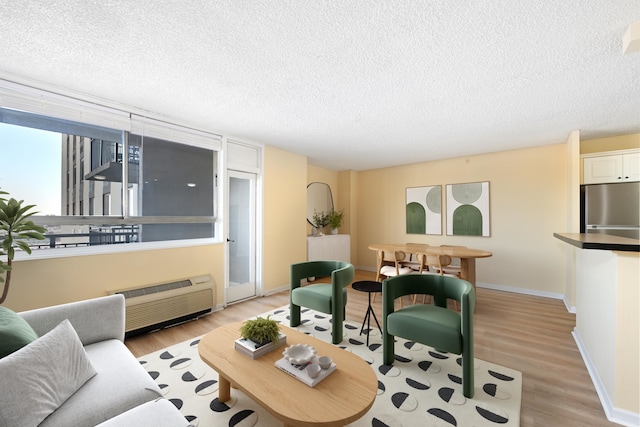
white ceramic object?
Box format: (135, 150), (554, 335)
(282, 344), (316, 365)
(318, 356), (332, 369)
(306, 363), (321, 378)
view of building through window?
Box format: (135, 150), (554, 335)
(0, 108), (217, 251)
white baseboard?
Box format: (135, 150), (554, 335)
(563, 297), (577, 314)
(475, 281), (564, 300)
(263, 284), (290, 296)
(572, 329), (640, 427)
(356, 266), (579, 313)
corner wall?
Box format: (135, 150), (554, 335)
(262, 146), (308, 292)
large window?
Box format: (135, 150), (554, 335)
(0, 104), (220, 252)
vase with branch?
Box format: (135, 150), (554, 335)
(311, 210), (329, 236)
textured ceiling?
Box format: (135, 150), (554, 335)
(1, 1), (639, 171)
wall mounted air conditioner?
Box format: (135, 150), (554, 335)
(109, 275), (215, 337)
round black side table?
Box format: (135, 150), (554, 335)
(351, 280), (383, 346)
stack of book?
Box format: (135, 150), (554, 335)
(274, 357), (337, 387)
(234, 333), (287, 359)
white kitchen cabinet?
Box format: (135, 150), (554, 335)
(307, 234), (350, 263)
(582, 150), (640, 184)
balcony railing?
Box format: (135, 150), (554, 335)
(32, 226), (139, 249)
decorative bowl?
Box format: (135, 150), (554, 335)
(282, 344), (316, 365)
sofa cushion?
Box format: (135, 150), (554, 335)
(0, 319), (97, 426)
(0, 305), (38, 358)
(95, 398), (190, 427)
(39, 339), (163, 427)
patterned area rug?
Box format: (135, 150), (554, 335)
(138, 306), (522, 426)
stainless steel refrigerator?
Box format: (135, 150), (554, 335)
(580, 182), (640, 239)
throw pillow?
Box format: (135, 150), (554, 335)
(0, 306), (38, 358)
(0, 319), (97, 426)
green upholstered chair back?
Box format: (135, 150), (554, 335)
(382, 273), (475, 314)
(289, 260), (354, 344)
(290, 260), (354, 289)
(381, 273), (476, 397)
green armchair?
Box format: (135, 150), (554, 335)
(382, 273), (476, 398)
(290, 260), (355, 344)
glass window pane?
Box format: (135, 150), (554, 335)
(0, 122), (62, 215)
(130, 134), (214, 216)
(1, 107), (217, 252)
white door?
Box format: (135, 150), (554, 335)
(227, 170), (257, 303)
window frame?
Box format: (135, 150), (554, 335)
(0, 79), (224, 261)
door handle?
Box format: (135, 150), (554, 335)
(227, 238), (235, 243)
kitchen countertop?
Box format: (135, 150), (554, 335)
(553, 233), (640, 252)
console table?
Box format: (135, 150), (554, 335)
(307, 234), (350, 263)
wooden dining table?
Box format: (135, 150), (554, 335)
(368, 243), (492, 289)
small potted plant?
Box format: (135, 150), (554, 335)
(239, 315), (281, 346)
(311, 210), (329, 236)
(327, 209), (344, 235)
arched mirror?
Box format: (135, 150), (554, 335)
(307, 182), (334, 226)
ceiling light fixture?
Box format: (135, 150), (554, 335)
(187, 183), (196, 188)
(623, 21), (640, 55)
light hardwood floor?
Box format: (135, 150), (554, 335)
(125, 270), (616, 427)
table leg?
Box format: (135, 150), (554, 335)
(370, 303), (382, 334)
(460, 258), (477, 291)
(375, 250), (383, 282)
(218, 374), (231, 402)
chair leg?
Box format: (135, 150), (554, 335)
(290, 303), (301, 327)
(331, 306), (347, 344)
(332, 320), (343, 344)
(383, 331), (395, 365)
(462, 350), (474, 398)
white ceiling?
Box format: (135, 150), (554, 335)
(1, 1), (639, 171)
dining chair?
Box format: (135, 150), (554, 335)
(382, 273), (476, 398)
(436, 245), (467, 277)
(398, 243), (426, 271)
(289, 260), (355, 344)
(375, 250), (413, 307)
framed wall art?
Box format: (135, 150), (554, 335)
(446, 181), (490, 236)
(406, 185), (442, 235)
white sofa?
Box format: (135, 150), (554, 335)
(13, 294), (188, 426)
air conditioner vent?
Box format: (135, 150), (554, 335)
(109, 275), (215, 336)
(116, 279), (193, 299)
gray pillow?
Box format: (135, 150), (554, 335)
(0, 319), (97, 426)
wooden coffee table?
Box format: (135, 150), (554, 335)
(199, 321), (377, 427)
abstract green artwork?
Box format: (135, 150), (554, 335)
(406, 185), (442, 235)
(446, 182), (490, 236)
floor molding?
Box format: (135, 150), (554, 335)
(572, 328), (640, 427)
(475, 281), (563, 300)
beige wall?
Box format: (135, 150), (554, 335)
(7, 244), (224, 312)
(581, 132), (640, 154)
(263, 146), (308, 292)
(354, 143), (569, 294)
(615, 252), (640, 413)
